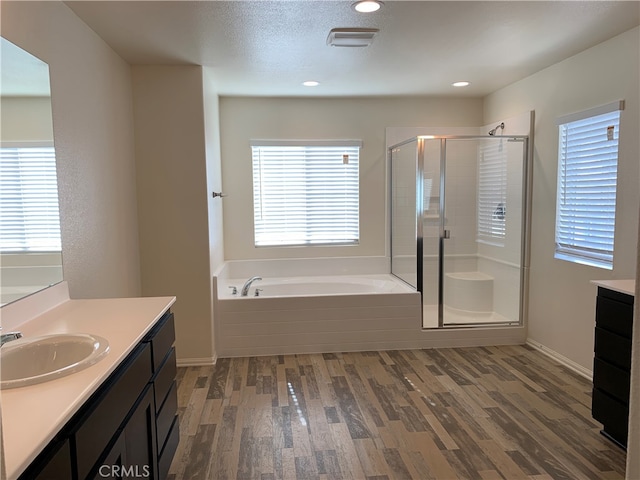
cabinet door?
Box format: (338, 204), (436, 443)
(124, 384), (158, 480)
(26, 439), (73, 480)
(90, 434), (127, 480)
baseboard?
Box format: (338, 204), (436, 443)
(526, 339), (592, 380)
(176, 354), (217, 367)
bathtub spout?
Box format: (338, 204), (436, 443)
(241, 276), (262, 296)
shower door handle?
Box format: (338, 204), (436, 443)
(443, 230), (451, 239)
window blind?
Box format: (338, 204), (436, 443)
(555, 107), (621, 269)
(0, 145), (61, 252)
(477, 141), (507, 245)
(251, 141), (360, 247)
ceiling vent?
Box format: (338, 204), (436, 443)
(326, 28), (379, 47)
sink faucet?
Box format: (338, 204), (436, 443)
(241, 276), (262, 297)
(0, 327), (22, 347)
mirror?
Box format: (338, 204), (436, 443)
(0, 37), (63, 306)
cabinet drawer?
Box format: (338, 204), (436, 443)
(146, 312), (176, 372)
(593, 358), (630, 403)
(596, 295), (633, 338)
(158, 415), (180, 480)
(154, 347), (177, 413)
(157, 381), (178, 451)
(594, 327), (632, 370)
(592, 388), (628, 447)
(75, 342), (153, 480)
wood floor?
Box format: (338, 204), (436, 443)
(167, 345), (626, 480)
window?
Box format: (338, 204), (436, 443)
(0, 144), (61, 252)
(477, 140), (507, 246)
(251, 140), (360, 247)
(555, 101), (624, 269)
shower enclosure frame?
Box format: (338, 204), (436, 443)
(389, 134), (532, 329)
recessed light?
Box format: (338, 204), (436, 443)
(452, 81), (470, 87)
(303, 81), (319, 87)
(352, 1), (383, 13)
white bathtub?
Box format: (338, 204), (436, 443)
(218, 274), (411, 299)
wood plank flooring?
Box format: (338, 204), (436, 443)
(167, 345), (626, 479)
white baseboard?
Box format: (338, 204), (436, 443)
(526, 339), (592, 380)
(176, 354), (217, 367)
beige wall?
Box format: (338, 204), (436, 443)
(484, 27), (640, 371)
(220, 96), (483, 260)
(0, 97), (53, 142)
(203, 67), (225, 359)
(203, 68), (225, 273)
(629, 222), (640, 478)
(132, 66), (214, 363)
(1, 1), (141, 299)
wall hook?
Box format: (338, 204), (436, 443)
(212, 192), (227, 198)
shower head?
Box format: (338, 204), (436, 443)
(488, 122), (505, 136)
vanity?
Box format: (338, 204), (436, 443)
(1, 282), (180, 479)
(591, 279), (635, 448)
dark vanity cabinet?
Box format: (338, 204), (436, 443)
(592, 287), (633, 448)
(147, 312), (181, 480)
(20, 310), (179, 480)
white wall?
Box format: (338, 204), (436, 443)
(1, 1), (141, 299)
(484, 27), (640, 371)
(132, 66), (214, 364)
(220, 96), (483, 261)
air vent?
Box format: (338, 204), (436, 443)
(326, 28), (379, 47)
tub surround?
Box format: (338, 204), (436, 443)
(0, 282), (176, 479)
(216, 256), (390, 279)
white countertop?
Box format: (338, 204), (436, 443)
(0, 285), (175, 479)
(592, 279), (636, 297)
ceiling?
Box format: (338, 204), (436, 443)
(65, 0), (640, 97)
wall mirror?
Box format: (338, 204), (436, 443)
(0, 37), (63, 306)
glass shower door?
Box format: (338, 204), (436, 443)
(390, 139), (420, 289)
(420, 138), (443, 328)
(441, 137), (526, 326)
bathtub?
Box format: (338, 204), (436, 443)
(218, 274), (411, 299)
(214, 258), (424, 356)
(213, 257), (525, 357)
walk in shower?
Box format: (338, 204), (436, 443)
(389, 134), (531, 328)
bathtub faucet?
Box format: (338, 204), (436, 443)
(241, 276), (262, 297)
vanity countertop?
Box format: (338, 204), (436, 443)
(1, 288), (175, 479)
(591, 279), (636, 297)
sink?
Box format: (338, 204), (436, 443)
(0, 334), (109, 389)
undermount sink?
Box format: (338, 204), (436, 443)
(0, 333), (109, 389)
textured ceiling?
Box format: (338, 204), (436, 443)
(65, 0), (640, 97)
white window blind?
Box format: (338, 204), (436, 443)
(0, 144), (61, 252)
(251, 140), (360, 247)
(555, 102), (623, 269)
(477, 141), (507, 246)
